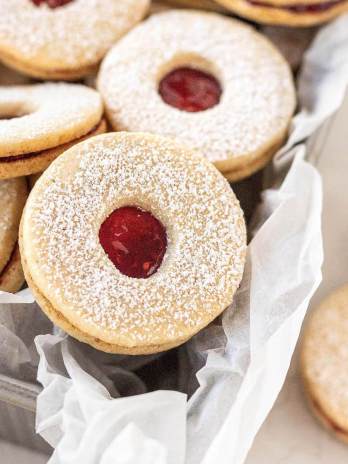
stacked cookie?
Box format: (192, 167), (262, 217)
(0, 178), (27, 292)
(156, 0), (348, 25)
(20, 133), (246, 354)
(214, 0), (348, 26)
(98, 10), (296, 182)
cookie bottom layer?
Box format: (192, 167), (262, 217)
(216, 0), (348, 25)
(303, 381), (348, 444)
(221, 137), (284, 182)
(0, 51), (98, 81)
(0, 119), (107, 179)
(154, 0), (228, 11)
(0, 244), (24, 293)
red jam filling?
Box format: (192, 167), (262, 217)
(99, 206), (167, 279)
(31, 0), (73, 8)
(248, 0), (343, 13)
(159, 67), (222, 112)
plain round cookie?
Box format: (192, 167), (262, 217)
(0, 177), (27, 293)
(0, 0), (150, 80)
(98, 10), (295, 182)
(301, 284), (348, 443)
(215, 0), (348, 26)
(20, 132), (246, 354)
(0, 83), (105, 179)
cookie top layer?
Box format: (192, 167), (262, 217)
(98, 10), (295, 169)
(0, 0), (149, 76)
(0, 177), (27, 273)
(302, 284), (348, 433)
(0, 83), (103, 157)
(21, 132), (246, 351)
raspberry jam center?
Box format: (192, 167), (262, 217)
(159, 67), (222, 112)
(31, 0), (73, 8)
(99, 206), (167, 279)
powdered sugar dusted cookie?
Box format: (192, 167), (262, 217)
(98, 10), (295, 182)
(0, 0), (150, 80)
(301, 284), (348, 443)
(0, 177), (27, 293)
(20, 132), (246, 354)
(0, 83), (105, 179)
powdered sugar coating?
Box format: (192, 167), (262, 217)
(0, 0), (149, 75)
(23, 133), (246, 348)
(302, 284), (348, 432)
(98, 10), (295, 167)
(0, 178), (26, 272)
(0, 83), (103, 157)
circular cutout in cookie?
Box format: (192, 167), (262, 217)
(99, 206), (167, 279)
(30, 0), (74, 8)
(159, 67), (222, 112)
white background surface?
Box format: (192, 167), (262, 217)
(1, 83), (347, 464)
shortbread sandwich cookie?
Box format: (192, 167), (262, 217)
(20, 132), (247, 354)
(0, 178), (27, 293)
(0, 83), (105, 179)
(98, 10), (296, 182)
(0, 0), (150, 80)
(301, 284), (348, 443)
(215, 0), (348, 26)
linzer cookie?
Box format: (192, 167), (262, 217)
(0, 178), (27, 293)
(98, 10), (295, 182)
(0, 83), (105, 179)
(301, 284), (348, 443)
(20, 132), (246, 354)
(215, 0), (348, 26)
(0, 0), (150, 80)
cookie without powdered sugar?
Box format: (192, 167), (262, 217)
(301, 284), (348, 443)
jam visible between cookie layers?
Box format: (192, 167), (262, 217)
(159, 67), (222, 112)
(99, 206), (167, 279)
(31, 0), (73, 8)
(248, 0), (344, 13)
